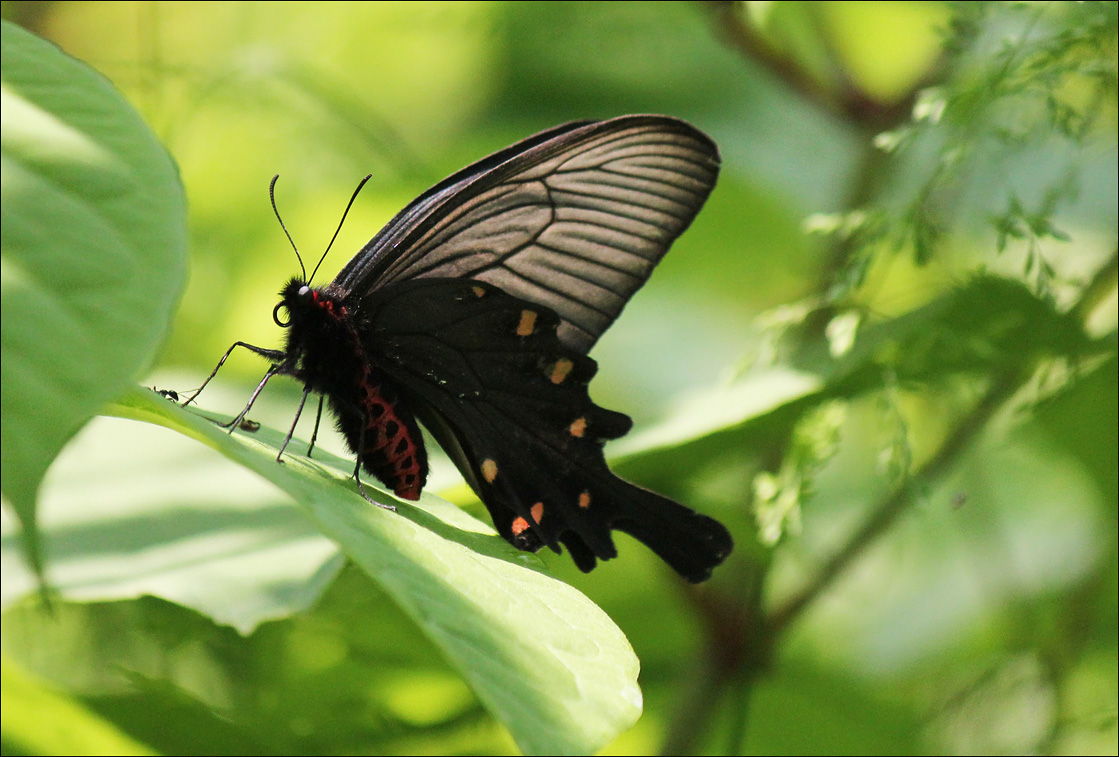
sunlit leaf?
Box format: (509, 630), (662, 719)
(0, 21), (187, 576)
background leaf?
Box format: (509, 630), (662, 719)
(0, 20), (187, 575)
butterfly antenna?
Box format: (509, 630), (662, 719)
(269, 175), (307, 281)
(308, 174), (373, 285)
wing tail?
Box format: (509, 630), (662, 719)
(604, 479), (733, 583)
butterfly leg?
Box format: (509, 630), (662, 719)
(306, 394), (325, 458)
(350, 421), (397, 511)
(221, 363), (282, 433)
(182, 341), (286, 408)
(275, 384), (312, 463)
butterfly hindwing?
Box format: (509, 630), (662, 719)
(354, 277), (731, 581)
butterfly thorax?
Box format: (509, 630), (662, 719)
(277, 278), (428, 500)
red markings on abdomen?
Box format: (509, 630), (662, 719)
(357, 380), (424, 500)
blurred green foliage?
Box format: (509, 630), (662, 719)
(2, 2), (1116, 755)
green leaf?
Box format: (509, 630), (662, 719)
(0, 404), (346, 634)
(611, 275), (1090, 509)
(2, 579), (508, 755)
(103, 387), (641, 756)
(1, 655), (156, 756)
(0, 21), (188, 577)
(801, 275), (1088, 391)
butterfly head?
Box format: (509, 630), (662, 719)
(273, 277), (313, 329)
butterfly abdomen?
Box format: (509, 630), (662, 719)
(280, 279), (428, 499)
(328, 378), (428, 501)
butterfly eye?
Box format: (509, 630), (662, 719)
(273, 302), (291, 327)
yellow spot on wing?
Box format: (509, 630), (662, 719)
(531, 502), (544, 524)
(481, 459), (498, 483)
(569, 417), (587, 437)
(472, 285), (486, 297)
(517, 309), (537, 336)
(550, 358), (574, 384)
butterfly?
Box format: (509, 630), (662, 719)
(191, 115), (733, 582)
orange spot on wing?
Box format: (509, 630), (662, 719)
(569, 417), (587, 437)
(531, 502), (544, 524)
(550, 358), (574, 384)
(511, 516), (530, 536)
(481, 459), (498, 483)
(517, 309), (537, 336)
(472, 285), (486, 297)
(578, 491), (591, 509)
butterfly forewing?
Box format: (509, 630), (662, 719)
(334, 116), (719, 354)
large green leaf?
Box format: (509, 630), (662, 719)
(104, 387), (641, 756)
(0, 21), (188, 575)
(1, 655), (156, 756)
(0, 404), (346, 634)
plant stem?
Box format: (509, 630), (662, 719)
(768, 369), (1020, 633)
(769, 248), (1119, 634)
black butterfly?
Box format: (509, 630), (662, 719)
(192, 115), (732, 582)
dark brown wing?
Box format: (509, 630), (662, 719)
(357, 278), (732, 582)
